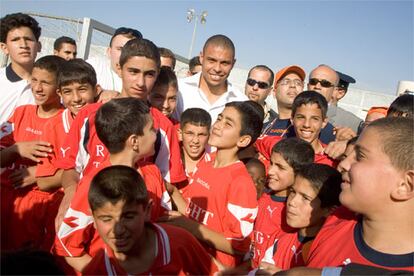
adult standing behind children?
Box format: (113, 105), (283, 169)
(0, 13), (41, 124)
(53, 36), (77, 61)
(174, 34), (247, 123)
(86, 27), (142, 92)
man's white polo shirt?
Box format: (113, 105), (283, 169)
(0, 65), (34, 124)
(175, 72), (248, 123)
(86, 56), (122, 92)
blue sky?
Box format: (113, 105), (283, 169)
(1, 0), (413, 95)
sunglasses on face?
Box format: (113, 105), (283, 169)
(246, 78), (270, 89)
(308, 78), (335, 88)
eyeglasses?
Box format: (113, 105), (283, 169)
(278, 79), (303, 87)
(308, 78), (335, 88)
(246, 78), (270, 89)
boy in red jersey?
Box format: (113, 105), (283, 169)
(35, 58), (98, 191)
(304, 117), (414, 271)
(258, 163), (341, 272)
(165, 101), (263, 268)
(0, 55), (65, 251)
(54, 38), (185, 231)
(83, 165), (218, 275)
(250, 138), (314, 268)
(178, 108), (211, 179)
(256, 91), (336, 168)
(54, 98), (171, 273)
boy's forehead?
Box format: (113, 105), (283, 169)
(182, 122), (209, 132)
(32, 67), (56, 78)
(122, 56), (158, 71)
(295, 103), (323, 116)
(7, 26), (36, 39)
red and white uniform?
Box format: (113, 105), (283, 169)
(262, 231), (314, 270)
(250, 193), (294, 268)
(83, 223), (218, 275)
(255, 135), (336, 168)
(0, 105), (63, 251)
(55, 103), (186, 183)
(36, 108), (74, 177)
(54, 159), (171, 258)
(182, 153), (258, 267)
(306, 208), (414, 271)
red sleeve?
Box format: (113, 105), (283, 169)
(224, 173), (258, 253)
(254, 135), (282, 161)
(0, 107), (20, 148)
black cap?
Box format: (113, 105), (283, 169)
(336, 71), (356, 90)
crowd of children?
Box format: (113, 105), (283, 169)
(0, 12), (413, 275)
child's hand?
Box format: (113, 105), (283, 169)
(325, 140), (348, 160)
(10, 166), (37, 189)
(16, 141), (52, 162)
(97, 90), (119, 103)
(333, 127), (356, 141)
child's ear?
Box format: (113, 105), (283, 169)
(237, 135), (252, 149)
(321, 117), (329, 129)
(0, 42), (9, 55)
(144, 199), (153, 222)
(127, 134), (140, 152)
(391, 169), (414, 201)
(37, 41), (42, 53)
(177, 128), (183, 142)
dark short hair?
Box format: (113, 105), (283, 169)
(119, 38), (160, 69)
(387, 94), (414, 118)
(158, 47), (176, 69)
(0, 13), (41, 43)
(189, 56), (201, 72)
(180, 108), (212, 130)
(248, 65), (274, 87)
(292, 90), (328, 119)
(109, 27), (142, 47)
(58, 58), (97, 88)
(33, 55), (65, 78)
(53, 36), (76, 50)
(225, 101), (264, 148)
(296, 163), (342, 209)
(203, 34), (235, 59)
(367, 117), (413, 172)
(95, 98), (151, 154)
(89, 165), (148, 212)
(153, 66), (178, 90)
(241, 157), (265, 171)
(272, 137), (315, 173)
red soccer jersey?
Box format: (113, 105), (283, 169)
(307, 209), (414, 271)
(54, 102), (186, 183)
(36, 108), (74, 177)
(255, 135), (336, 167)
(261, 231), (314, 270)
(0, 104), (64, 251)
(54, 159), (171, 258)
(182, 153), (258, 267)
(251, 192), (294, 268)
(83, 223), (218, 275)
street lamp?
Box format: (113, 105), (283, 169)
(187, 9), (208, 59)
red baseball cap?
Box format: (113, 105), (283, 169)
(274, 65), (306, 86)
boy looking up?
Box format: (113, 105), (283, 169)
(0, 55), (65, 251)
(306, 117), (414, 271)
(0, 12), (41, 123)
(36, 58), (98, 191)
(83, 165), (218, 275)
(166, 101), (263, 267)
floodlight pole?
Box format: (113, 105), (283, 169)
(187, 9), (207, 59)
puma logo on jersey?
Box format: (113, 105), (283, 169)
(267, 206), (277, 217)
(60, 147), (70, 158)
(291, 245), (302, 263)
(228, 203), (258, 237)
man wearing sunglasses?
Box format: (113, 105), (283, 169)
(174, 34), (247, 124)
(308, 65), (362, 134)
(87, 27), (143, 93)
(244, 65), (277, 131)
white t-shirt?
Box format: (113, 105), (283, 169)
(86, 56), (123, 92)
(0, 65), (34, 124)
(175, 72), (248, 123)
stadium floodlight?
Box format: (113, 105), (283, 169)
(187, 8), (208, 59)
